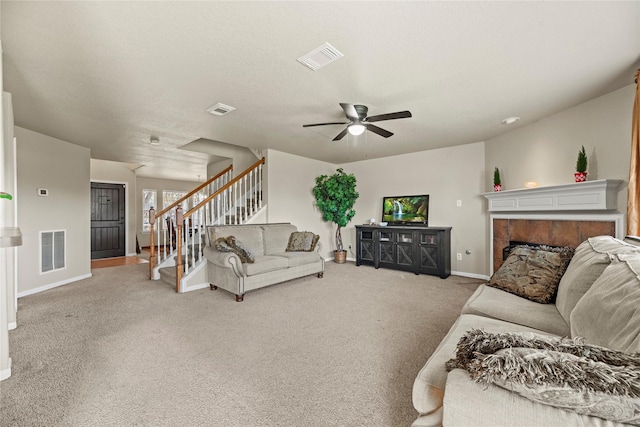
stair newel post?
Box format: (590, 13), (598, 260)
(242, 175), (247, 222)
(175, 205), (183, 293)
(258, 163), (263, 209)
(149, 208), (156, 279)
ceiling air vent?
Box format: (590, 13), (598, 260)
(297, 42), (344, 71)
(206, 103), (236, 116)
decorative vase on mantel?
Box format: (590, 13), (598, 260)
(493, 167), (502, 192)
(574, 171), (588, 182)
(575, 145), (588, 182)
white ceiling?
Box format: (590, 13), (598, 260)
(2, 1), (639, 181)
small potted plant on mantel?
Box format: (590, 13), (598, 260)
(575, 145), (588, 182)
(313, 168), (359, 264)
(493, 167), (502, 192)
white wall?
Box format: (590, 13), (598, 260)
(16, 127), (91, 295)
(90, 159), (137, 255)
(345, 142), (487, 276)
(265, 149), (337, 259)
(265, 143), (488, 276)
(485, 84), (634, 214)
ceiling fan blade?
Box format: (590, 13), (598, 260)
(339, 103), (359, 119)
(332, 128), (349, 141)
(366, 124), (393, 138)
(303, 121), (349, 127)
(366, 111), (412, 123)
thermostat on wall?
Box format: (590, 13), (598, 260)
(37, 188), (48, 197)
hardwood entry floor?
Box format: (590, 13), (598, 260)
(91, 255), (149, 269)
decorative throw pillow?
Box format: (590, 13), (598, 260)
(447, 329), (640, 425)
(286, 231), (320, 252)
(214, 236), (255, 263)
(487, 245), (574, 303)
(215, 236), (233, 252)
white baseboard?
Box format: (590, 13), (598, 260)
(0, 358), (11, 381)
(181, 282), (210, 293)
(17, 273), (93, 298)
(451, 270), (490, 281)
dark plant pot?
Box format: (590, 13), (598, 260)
(334, 250), (347, 264)
(574, 172), (587, 182)
(493, 184), (502, 192)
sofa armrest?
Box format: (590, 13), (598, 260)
(203, 246), (244, 277)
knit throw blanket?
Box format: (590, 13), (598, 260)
(446, 329), (640, 425)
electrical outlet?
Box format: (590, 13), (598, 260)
(456, 253), (462, 261)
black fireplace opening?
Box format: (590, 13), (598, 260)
(502, 241), (564, 261)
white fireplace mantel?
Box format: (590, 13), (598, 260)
(482, 179), (623, 212)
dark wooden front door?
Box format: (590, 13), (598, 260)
(91, 182), (126, 259)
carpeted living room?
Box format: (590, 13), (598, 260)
(1, 2), (640, 427)
(2, 261), (483, 426)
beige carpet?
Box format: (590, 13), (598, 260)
(2, 261), (482, 427)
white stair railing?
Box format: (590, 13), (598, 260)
(150, 158), (265, 292)
(148, 165), (233, 279)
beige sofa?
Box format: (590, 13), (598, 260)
(203, 223), (324, 301)
(412, 235), (640, 426)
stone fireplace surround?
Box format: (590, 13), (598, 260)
(483, 180), (624, 273)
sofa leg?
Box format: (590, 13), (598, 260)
(317, 272), (324, 278)
(235, 294), (244, 302)
(210, 284), (218, 290)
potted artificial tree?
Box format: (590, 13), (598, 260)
(493, 167), (502, 192)
(575, 145), (588, 182)
(313, 168), (359, 263)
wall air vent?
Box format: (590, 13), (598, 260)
(206, 103), (236, 116)
(41, 230), (65, 273)
(297, 42), (344, 71)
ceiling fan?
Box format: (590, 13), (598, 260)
(303, 103), (412, 141)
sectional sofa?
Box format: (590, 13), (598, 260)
(412, 235), (640, 426)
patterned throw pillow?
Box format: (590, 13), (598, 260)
(447, 329), (640, 425)
(286, 231), (320, 252)
(487, 245), (574, 303)
(214, 236), (255, 263)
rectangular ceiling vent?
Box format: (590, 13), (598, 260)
(206, 103), (236, 116)
(297, 42), (344, 71)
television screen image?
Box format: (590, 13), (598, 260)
(382, 195), (429, 225)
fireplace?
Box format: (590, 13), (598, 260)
(493, 218), (616, 272)
(483, 179), (624, 273)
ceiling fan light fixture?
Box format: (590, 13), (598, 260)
(348, 123), (366, 136)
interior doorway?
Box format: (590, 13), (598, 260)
(90, 182), (126, 259)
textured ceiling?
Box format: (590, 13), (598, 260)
(2, 1), (639, 181)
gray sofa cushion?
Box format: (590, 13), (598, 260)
(243, 255), (289, 276)
(462, 284), (570, 336)
(571, 253), (640, 354)
(412, 314), (552, 418)
(208, 225), (265, 256)
(269, 251), (322, 268)
(556, 236), (640, 324)
(261, 223), (298, 255)
(444, 369), (624, 427)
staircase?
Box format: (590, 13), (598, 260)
(148, 157), (265, 292)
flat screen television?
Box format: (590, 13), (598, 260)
(382, 195), (429, 225)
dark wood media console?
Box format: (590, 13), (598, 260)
(355, 225), (451, 278)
